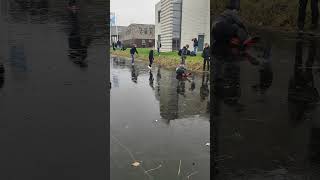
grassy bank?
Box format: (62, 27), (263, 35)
(212, 0), (311, 31)
(111, 48), (206, 72)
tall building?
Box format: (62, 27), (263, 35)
(180, 0), (210, 51)
(155, 0), (210, 52)
(155, 0), (182, 52)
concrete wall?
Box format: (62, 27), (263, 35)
(155, 1), (161, 49)
(159, 0), (173, 52)
(180, 0), (210, 51)
(159, 0), (182, 52)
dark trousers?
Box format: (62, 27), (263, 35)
(203, 59), (210, 70)
(149, 58), (153, 66)
(298, 0), (319, 29)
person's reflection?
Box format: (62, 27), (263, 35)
(0, 63), (4, 89)
(252, 43), (273, 94)
(177, 79), (186, 97)
(288, 38), (319, 126)
(200, 72), (209, 102)
(131, 65), (138, 83)
(214, 60), (242, 112)
(189, 75), (196, 92)
(68, 1), (88, 68)
(149, 70), (154, 90)
(155, 68), (161, 98)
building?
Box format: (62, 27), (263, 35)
(119, 24), (155, 48)
(110, 26), (127, 43)
(155, 0), (210, 52)
(180, 0), (210, 51)
(155, 0), (182, 52)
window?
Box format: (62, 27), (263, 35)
(144, 28), (148, 34)
(158, 11), (161, 23)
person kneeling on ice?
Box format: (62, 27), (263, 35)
(148, 47), (154, 69)
(176, 64), (191, 80)
(212, 0), (260, 65)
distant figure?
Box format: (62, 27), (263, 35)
(157, 41), (161, 55)
(117, 40), (121, 49)
(202, 43), (211, 71)
(192, 38), (198, 54)
(148, 47), (154, 69)
(179, 44), (189, 65)
(298, 0), (319, 31)
(130, 44), (138, 65)
(112, 42), (116, 51)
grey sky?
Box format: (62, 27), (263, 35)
(111, 0), (160, 26)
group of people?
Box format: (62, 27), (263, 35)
(112, 40), (123, 51)
(178, 42), (210, 70)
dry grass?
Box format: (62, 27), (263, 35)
(212, 0), (311, 31)
(110, 48), (205, 72)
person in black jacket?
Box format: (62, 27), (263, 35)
(130, 44), (138, 65)
(298, 0), (319, 31)
(212, 0), (248, 58)
(180, 44), (189, 65)
(148, 47), (154, 69)
(202, 43), (210, 71)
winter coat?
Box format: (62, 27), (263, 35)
(130, 47), (138, 55)
(202, 47), (211, 60)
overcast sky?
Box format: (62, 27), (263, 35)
(111, 0), (160, 26)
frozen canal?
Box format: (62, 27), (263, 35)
(110, 56), (210, 180)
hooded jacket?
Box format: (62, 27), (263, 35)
(212, 9), (248, 57)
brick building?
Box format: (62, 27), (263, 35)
(119, 24), (155, 48)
